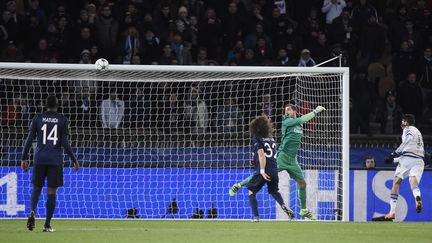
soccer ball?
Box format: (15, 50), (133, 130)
(95, 58), (109, 71)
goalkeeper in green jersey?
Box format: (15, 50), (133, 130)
(229, 103), (325, 220)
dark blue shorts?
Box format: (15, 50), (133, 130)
(32, 164), (64, 188)
(247, 173), (279, 194)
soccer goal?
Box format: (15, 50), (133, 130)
(0, 63), (349, 221)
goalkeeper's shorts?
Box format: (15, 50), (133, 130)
(277, 151), (304, 180)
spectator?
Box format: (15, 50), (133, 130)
(95, 6), (119, 61)
(239, 49), (256, 66)
(351, 0), (378, 34)
(221, 2), (244, 52)
(275, 48), (290, 66)
(195, 47), (208, 65)
(360, 15), (386, 64)
(131, 55), (141, 64)
(175, 6), (191, 42)
(100, 90), (125, 129)
(23, 15), (44, 55)
(75, 87), (97, 128)
(0, 40), (24, 62)
(170, 31), (192, 65)
(244, 22), (272, 50)
(198, 7), (222, 59)
(120, 26), (143, 64)
(216, 96), (244, 133)
(321, 0), (346, 25)
(153, 5), (173, 43)
(301, 8), (324, 46)
(364, 156), (375, 169)
(184, 87), (209, 133)
(158, 44), (175, 65)
(392, 41), (415, 86)
(253, 36), (273, 64)
(226, 40), (245, 64)
(349, 70), (372, 134)
(260, 94), (273, 120)
(71, 27), (97, 62)
(376, 90), (402, 134)
(79, 49), (91, 64)
(129, 87), (151, 128)
(417, 47), (432, 112)
(75, 9), (95, 33)
(30, 38), (50, 63)
(141, 29), (160, 64)
(311, 33), (332, 64)
(397, 73), (423, 119)
(388, 5), (409, 50)
(268, 7), (299, 51)
(164, 92), (184, 133)
(298, 49), (316, 67)
(328, 9), (354, 46)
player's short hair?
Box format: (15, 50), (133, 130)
(46, 96), (58, 110)
(284, 102), (297, 110)
(249, 115), (274, 138)
(402, 114), (415, 125)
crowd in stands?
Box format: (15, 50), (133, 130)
(1, 0), (432, 135)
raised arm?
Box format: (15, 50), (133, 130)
(283, 106), (326, 127)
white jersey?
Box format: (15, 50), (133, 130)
(395, 126), (424, 158)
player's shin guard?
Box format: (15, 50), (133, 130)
(31, 187), (42, 212)
(389, 193), (398, 215)
(248, 194), (259, 217)
(299, 185), (306, 209)
(45, 194), (56, 227)
(240, 175), (253, 187)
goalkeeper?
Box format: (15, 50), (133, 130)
(277, 103), (325, 220)
(229, 103), (325, 220)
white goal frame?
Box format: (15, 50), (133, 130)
(0, 63), (349, 221)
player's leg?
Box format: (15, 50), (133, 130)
(43, 165), (63, 232)
(246, 175), (265, 222)
(372, 175), (404, 221)
(229, 175), (253, 196)
(28, 165), (47, 231)
(409, 160), (424, 213)
(267, 174), (294, 219)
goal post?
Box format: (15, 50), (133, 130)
(0, 63), (349, 221)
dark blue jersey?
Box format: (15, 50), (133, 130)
(21, 111), (77, 166)
(252, 136), (278, 175)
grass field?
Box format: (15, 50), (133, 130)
(1, 219), (431, 243)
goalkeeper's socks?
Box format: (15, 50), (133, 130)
(45, 194), (56, 226)
(240, 175), (253, 187)
(30, 187), (42, 212)
(389, 193), (398, 215)
(412, 186), (421, 199)
(248, 194), (259, 217)
(298, 186), (307, 209)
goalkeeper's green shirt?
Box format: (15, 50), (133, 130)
(278, 111), (317, 158)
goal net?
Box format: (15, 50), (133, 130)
(0, 64), (349, 221)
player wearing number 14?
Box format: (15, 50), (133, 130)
(21, 96), (80, 232)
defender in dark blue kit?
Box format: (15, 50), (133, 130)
(246, 116), (294, 222)
(21, 96), (79, 232)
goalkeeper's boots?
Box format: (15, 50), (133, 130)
(229, 183), (241, 196)
(372, 213), (395, 221)
(43, 224), (56, 233)
(27, 211), (35, 231)
(416, 196), (423, 213)
(282, 205), (295, 219)
(251, 216), (259, 222)
(299, 209), (317, 220)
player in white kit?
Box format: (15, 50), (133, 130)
(372, 114), (424, 221)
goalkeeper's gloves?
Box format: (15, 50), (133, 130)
(384, 152), (398, 164)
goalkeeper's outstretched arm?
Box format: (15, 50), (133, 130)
(283, 105), (326, 127)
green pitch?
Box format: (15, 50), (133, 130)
(1, 219), (431, 243)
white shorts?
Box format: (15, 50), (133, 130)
(394, 156), (424, 182)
